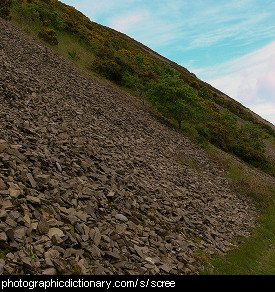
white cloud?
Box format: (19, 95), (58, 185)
(195, 41), (275, 125)
(110, 11), (149, 33)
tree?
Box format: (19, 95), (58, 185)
(0, 0), (12, 20)
(241, 123), (266, 152)
(123, 72), (146, 104)
(199, 86), (213, 100)
(147, 74), (200, 129)
(173, 99), (193, 129)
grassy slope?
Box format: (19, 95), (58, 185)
(203, 202), (275, 275)
(201, 147), (275, 275)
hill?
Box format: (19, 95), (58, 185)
(0, 0), (274, 275)
(0, 16), (264, 275)
(4, 0), (275, 176)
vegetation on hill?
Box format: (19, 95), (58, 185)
(200, 151), (275, 275)
(0, 0), (12, 20)
(5, 0), (275, 175)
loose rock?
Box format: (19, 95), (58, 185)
(0, 17), (263, 276)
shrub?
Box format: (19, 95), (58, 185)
(189, 79), (200, 90)
(232, 141), (268, 169)
(241, 123), (266, 152)
(50, 11), (65, 30)
(207, 122), (234, 151)
(0, 0), (12, 20)
(91, 57), (123, 83)
(68, 50), (79, 61)
(38, 28), (58, 45)
(199, 86), (213, 100)
(222, 109), (238, 129)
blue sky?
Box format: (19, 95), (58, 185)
(61, 0), (275, 125)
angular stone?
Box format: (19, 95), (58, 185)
(14, 226), (26, 242)
(21, 257), (33, 269)
(26, 195), (41, 204)
(35, 174), (50, 186)
(93, 227), (101, 246)
(2, 200), (13, 210)
(5, 228), (14, 241)
(0, 142), (8, 153)
(0, 210), (7, 218)
(48, 228), (64, 238)
(0, 259), (5, 275)
(9, 211), (20, 220)
(104, 250), (121, 261)
(52, 259), (67, 274)
(42, 268), (56, 275)
(0, 190), (9, 196)
(66, 214), (79, 225)
(134, 245), (145, 258)
(145, 257), (155, 265)
(9, 189), (20, 198)
(77, 258), (89, 275)
(0, 232), (8, 242)
(115, 214), (128, 222)
(38, 216), (49, 234)
(23, 214), (31, 225)
(51, 235), (63, 245)
(26, 173), (37, 188)
(78, 211), (90, 222)
(44, 257), (54, 267)
(0, 179), (7, 190)
(107, 191), (115, 197)
(7, 147), (25, 161)
(159, 264), (171, 273)
(5, 216), (17, 228)
(44, 248), (60, 259)
(55, 162), (62, 172)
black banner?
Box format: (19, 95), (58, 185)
(0, 275), (267, 291)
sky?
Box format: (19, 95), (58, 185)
(62, 0), (275, 125)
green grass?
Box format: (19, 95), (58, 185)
(10, 11), (95, 72)
(201, 150), (275, 275)
(54, 30), (96, 72)
(203, 202), (275, 275)
(228, 164), (274, 210)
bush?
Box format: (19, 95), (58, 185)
(238, 122), (266, 154)
(207, 122), (234, 151)
(199, 86), (213, 100)
(233, 141), (268, 169)
(38, 28), (58, 45)
(0, 0), (12, 20)
(91, 57), (123, 83)
(50, 11), (65, 30)
(91, 46), (136, 84)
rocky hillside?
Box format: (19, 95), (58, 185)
(0, 18), (258, 275)
(6, 0), (274, 176)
